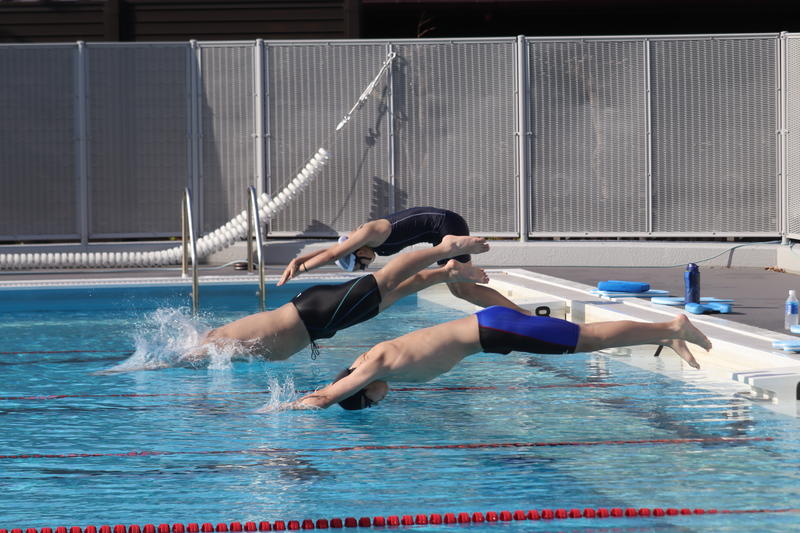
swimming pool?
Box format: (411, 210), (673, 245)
(1, 278), (799, 532)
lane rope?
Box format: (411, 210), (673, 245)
(0, 437), (773, 460)
(3, 505), (798, 532)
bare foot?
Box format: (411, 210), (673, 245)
(440, 235), (490, 256)
(443, 259), (489, 283)
(674, 314), (712, 351)
(662, 338), (701, 369)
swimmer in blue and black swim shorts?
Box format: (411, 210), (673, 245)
(291, 307), (713, 410)
(170, 235), (492, 366)
(277, 207), (530, 315)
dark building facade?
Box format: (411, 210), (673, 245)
(0, 0), (360, 42)
(362, 0), (800, 39)
(1, 0), (799, 43)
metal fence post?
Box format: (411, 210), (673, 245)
(516, 35), (529, 241)
(644, 38), (653, 235)
(76, 41), (89, 246)
(255, 39), (266, 197)
(386, 43), (397, 212)
(189, 40), (201, 236)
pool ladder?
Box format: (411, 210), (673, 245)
(246, 186), (267, 312)
(181, 186), (267, 314)
(181, 188), (199, 313)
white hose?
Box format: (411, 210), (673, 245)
(0, 148), (330, 270)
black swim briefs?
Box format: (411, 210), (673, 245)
(291, 274), (382, 341)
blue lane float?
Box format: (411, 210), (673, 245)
(591, 280), (668, 298)
(591, 289), (670, 298)
(596, 281), (651, 293)
(651, 297), (735, 306)
(684, 302), (733, 315)
(771, 339), (800, 352)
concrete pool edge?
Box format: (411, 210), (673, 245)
(464, 269), (800, 416)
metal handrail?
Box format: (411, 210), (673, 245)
(246, 186), (266, 311)
(181, 187), (199, 314)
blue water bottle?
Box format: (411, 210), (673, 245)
(684, 263), (700, 304)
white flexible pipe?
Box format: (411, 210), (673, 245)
(0, 148), (330, 270)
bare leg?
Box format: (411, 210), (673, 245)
(379, 259), (489, 309)
(372, 235), (489, 295)
(446, 261), (530, 314)
(575, 314), (711, 369)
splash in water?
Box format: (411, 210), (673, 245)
(255, 374), (307, 412)
(99, 308), (243, 373)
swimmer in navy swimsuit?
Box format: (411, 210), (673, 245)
(162, 235), (491, 366)
(278, 207), (530, 315)
(292, 307), (713, 410)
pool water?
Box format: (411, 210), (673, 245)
(1, 280), (800, 532)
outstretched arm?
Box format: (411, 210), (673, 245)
(277, 248), (327, 286)
(277, 221), (388, 285)
(291, 363), (382, 410)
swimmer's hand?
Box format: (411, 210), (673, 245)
(277, 259), (302, 286)
(256, 400), (321, 413)
(288, 400), (322, 411)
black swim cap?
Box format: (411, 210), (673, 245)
(338, 389), (375, 410)
(334, 368), (376, 410)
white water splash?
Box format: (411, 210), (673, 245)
(255, 375), (308, 412)
(99, 308), (223, 373)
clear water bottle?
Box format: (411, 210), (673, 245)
(785, 289), (799, 331)
(684, 263), (700, 304)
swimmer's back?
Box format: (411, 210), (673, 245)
(372, 207), (470, 262)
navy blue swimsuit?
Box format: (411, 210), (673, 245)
(476, 306), (580, 355)
(371, 207), (471, 264)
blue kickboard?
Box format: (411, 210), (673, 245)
(772, 339), (800, 352)
(651, 296), (735, 306)
(597, 280), (651, 293)
(590, 289), (669, 298)
(684, 302), (733, 314)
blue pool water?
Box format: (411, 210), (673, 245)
(1, 279), (800, 532)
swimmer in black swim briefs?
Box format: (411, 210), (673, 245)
(277, 207), (530, 315)
(292, 306), (713, 410)
(290, 274), (382, 342)
(164, 235), (492, 366)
